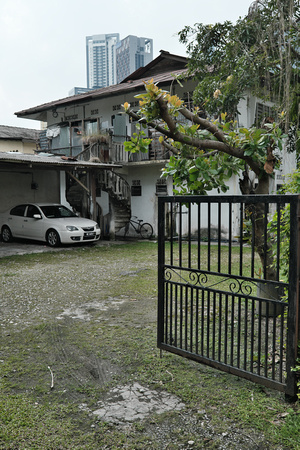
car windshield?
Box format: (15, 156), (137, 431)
(40, 205), (77, 219)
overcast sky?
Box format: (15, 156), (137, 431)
(0, 0), (253, 129)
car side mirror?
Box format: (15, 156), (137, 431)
(33, 214), (42, 219)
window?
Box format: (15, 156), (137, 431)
(40, 205), (76, 219)
(27, 205), (40, 218)
(156, 179), (168, 195)
(131, 180), (142, 196)
(182, 92), (194, 112)
(10, 205), (26, 217)
(85, 120), (98, 135)
(255, 103), (275, 126)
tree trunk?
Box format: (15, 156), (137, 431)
(252, 202), (277, 281)
(240, 170), (277, 280)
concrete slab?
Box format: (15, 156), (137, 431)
(91, 382), (185, 424)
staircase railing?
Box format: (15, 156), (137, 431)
(98, 170), (131, 206)
(98, 170), (131, 235)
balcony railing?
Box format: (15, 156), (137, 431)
(111, 142), (171, 163)
(44, 129), (170, 164)
(111, 132), (171, 163)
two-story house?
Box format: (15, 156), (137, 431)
(14, 51), (192, 238)
(15, 50), (294, 240)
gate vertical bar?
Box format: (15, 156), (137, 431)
(239, 203), (243, 276)
(197, 202), (201, 270)
(179, 202), (182, 266)
(276, 202), (281, 280)
(263, 202), (268, 279)
(188, 205), (192, 268)
(170, 202), (174, 266)
(228, 202), (232, 275)
(251, 203), (256, 278)
(157, 196), (166, 349)
(208, 203), (211, 271)
(218, 203), (221, 272)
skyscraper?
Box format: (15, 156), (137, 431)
(116, 36), (153, 83)
(86, 33), (120, 89)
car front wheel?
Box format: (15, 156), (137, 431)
(1, 226), (13, 243)
(46, 229), (60, 247)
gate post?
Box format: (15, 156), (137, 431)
(285, 195), (300, 399)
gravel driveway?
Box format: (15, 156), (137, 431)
(0, 238), (119, 258)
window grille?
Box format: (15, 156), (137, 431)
(255, 103), (275, 126)
(156, 179), (168, 194)
(131, 180), (142, 196)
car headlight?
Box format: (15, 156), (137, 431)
(66, 226), (79, 231)
(96, 224), (100, 230)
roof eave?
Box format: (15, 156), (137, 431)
(15, 51), (189, 120)
(0, 154), (122, 170)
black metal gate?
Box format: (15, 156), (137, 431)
(157, 195), (300, 397)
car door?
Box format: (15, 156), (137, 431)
(22, 205), (45, 240)
(7, 204), (27, 237)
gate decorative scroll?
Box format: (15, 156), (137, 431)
(157, 195), (300, 397)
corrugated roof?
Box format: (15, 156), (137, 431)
(121, 50), (188, 82)
(0, 151), (121, 170)
(0, 125), (41, 141)
(16, 69), (188, 118)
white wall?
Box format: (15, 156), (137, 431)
(115, 163), (167, 236)
(0, 140), (36, 154)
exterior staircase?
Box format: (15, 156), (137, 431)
(98, 170), (131, 235)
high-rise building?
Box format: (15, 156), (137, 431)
(116, 36), (153, 83)
(68, 87), (94, 97)
(85, 34), (153, 89)
(86, 33), (120, 89)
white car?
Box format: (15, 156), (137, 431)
(0, 203), (101, 247)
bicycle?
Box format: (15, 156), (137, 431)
(124, 216), (153, 239)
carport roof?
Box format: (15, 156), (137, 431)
(0, 152), (122, 170)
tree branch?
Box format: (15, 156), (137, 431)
(126, 104), (262, 176)
(178, 106), (228, 143)
(162, 139), (219, 159)
(161, 140), (179, 155)
(127, 109), (174, 139)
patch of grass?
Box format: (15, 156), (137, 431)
(277, 409), (300, 446)
(0, 394), (97, 449)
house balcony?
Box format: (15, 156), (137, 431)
(111, 127), (171, 164)
(111, 141), (171, 164)
(42, 127), (170, 164)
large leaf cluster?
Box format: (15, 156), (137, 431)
(267, 170), (300, 285)
(162, 151), (242, 195)
(179, 0), (300, 123)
